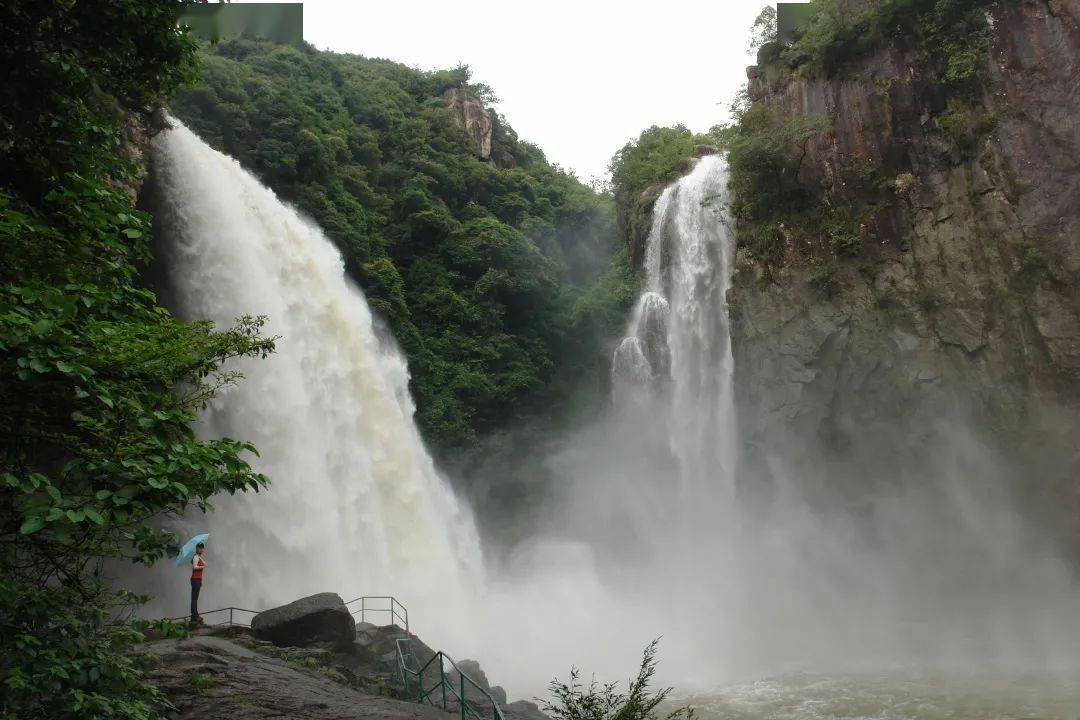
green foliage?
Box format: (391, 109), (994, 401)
(609, 125), (706, 220)
(0, 583), (172, 720)
(807, 262), (841, 298)
(715, 98), (831, 267)
(185, 670), (220, 692)
(569, 249), (641, 341)
(170, 39), (621, 450)
(827, 213), (863, 257)
(1, 3), (274, 719)
(723, 100), (826, 225)
(937, 99), (999, 156)
(749, 6), (779, 54)
(542, 640), (692, 720)
(775, 0), (999, 98)
(0, 0), (199, 202)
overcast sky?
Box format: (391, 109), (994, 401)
(261, 0), (769, 183)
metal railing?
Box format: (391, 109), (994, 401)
(168, 596), (407, 632)
(395, 638), (504, 720)
(168, 606), (259, 627)
(344, 595), (409, 633)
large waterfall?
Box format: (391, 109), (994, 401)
(149, 121), (482, 635)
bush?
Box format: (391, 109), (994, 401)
(542, 641), (692, 720)
(808, 262), (841, 297)
(724, 101), (826, 224)
(827, 213), (863, 257)
(937, 99), (999, 156)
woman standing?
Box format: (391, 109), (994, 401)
(190, 542), (207, 624)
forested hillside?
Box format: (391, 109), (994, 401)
(169, 41), (636, 451)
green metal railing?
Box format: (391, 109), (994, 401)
(395, 638), (504, 720)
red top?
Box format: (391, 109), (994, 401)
(191, 554), (206, 580)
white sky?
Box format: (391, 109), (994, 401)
(243, 0), (768, 183)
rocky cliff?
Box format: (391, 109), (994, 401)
(728, 0), (1080, 553)
(444, 86), (494, 160)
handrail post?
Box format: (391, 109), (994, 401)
(460, 673), (466, 720)
(440, 654), (447, 710)
(418, 663), (424, 703)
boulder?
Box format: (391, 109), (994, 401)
(505, 699), (549, 720)
(250, 592), (355, 648)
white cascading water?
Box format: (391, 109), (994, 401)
(614, 155), (737, 503)
(150, 120), (482, 640)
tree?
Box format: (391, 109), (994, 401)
(748, 5), (778, 53)
(0, 2), (275, 718)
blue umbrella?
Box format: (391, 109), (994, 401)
(174, 533), (210, 566)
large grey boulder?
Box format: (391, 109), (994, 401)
(251, 592), (355, 648)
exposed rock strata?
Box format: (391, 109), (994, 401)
(728, 0), (1080, 554)
(444, 86), (494, 160)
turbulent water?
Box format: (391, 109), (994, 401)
(679, 673), (1080, 720)
(147, 121), (482, 638)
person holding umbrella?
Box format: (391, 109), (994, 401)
(190, 542), (207, 624)
(175, 532), (210, 625)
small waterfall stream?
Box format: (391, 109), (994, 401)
(614, 155), (737, 503)
(150, 121), (482, 629)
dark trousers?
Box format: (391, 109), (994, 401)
(190, 578), (202, 620)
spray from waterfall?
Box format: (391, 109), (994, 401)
(145, 120), (482, 646)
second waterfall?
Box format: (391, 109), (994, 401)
(614, 155), (738, 504)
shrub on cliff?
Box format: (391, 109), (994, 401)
(767, 0), (998, 99)
(610, 126), (704, 217)
(1, 2), (274, 718)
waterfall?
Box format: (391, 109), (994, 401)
(614, 155), (737, 499)
(149, 121), (482, 629)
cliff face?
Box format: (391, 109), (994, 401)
(729, 0), (1080, 551)
(444, 86), (494, 160)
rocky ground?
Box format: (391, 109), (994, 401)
(141, 632), (448, 720)
(138, 593), (547, 720)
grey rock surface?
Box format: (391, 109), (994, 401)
(140, 635), (448, 720)
(725, 0), (1080, 554)
(251, 592), (356, 648)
